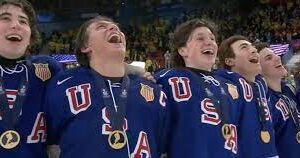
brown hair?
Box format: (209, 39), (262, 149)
(74, 16), (115, 67)
(252, 41), (269, 53)
(217, 35), (249, 70)
(0, 0), (39, 45)
(171, 18), (217, 67)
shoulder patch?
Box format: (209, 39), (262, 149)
(140, 83), (154, 102)
(33, 63), (51, 81)
(227, 83), (239, 99)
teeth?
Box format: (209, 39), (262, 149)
(6, 34), (22, 41)
(202, 49), (213, 54)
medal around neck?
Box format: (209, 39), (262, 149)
(260, 130), (270, 143)
(0, 130), (20, 149)
(296, 132), (300, 144)
(108, 130), (127, 149)
(221, 124), (231, 140)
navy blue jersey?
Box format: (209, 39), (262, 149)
(44, 66), (169, 158)
(267, 82), (300, 158)
(0, 55), (62, 158)
(215, 69), (278, 158)
(297, 88), (300, 108)
(155, 68), (239, 158)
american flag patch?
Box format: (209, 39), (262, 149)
(140, 83), (154, 102)
(33, 63), (51, 81)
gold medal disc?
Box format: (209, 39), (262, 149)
(108, 130), (127, 149)
(0, 130), (20, 149)
(260, 130), (270, 143)
(296, 132), (300, 144)
(221, 124), (231, 140)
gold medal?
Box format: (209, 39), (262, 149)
(221, 124), (231, 140)
(108, 130), (127, 149)
(0, 130), (20, 149)
(296, 132), (300, 144)
(260, 130), (270, 143)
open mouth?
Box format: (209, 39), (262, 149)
(275, 64), (283, 68)
(249, 58), (259, 63)
(202, 49), (214, 55)
(108, 34), (122, 43)
(6, 34), (22, 42)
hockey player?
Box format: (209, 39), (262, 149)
(254, 42), (300, 158)
(154, 18), (239, 157)
(44, 16), (169, 158)
(0, 0), (62, 158)
(216, 35), (278, 157)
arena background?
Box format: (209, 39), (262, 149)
(27, 0), (300, 87)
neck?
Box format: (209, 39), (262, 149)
(264, 76), (282, 92)
(242, 74), (256, 83)
(0, 55), (25, 68)
(89, 59), (125, 77)
(185, 64), (212, 72)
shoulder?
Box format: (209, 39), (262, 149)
(30, 55), (60, 65)
(47, 66), (91, 89)
(29, 55), (63, 73)
(281, 80), (297, 96)
(129, 74), (163, 93)
(255, 75), (268, 89)
(154, 68), (193, 82)
(214, 69), (243, 84)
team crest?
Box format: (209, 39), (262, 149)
(33, 63), (51, 81)
(227, 83), (238, 99)
(140, 83), (154, 102)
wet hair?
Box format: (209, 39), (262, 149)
(217, 35), (249, 70)
(74, 16), (115, 67)
(171, 18), (217, 67)
(0, 0), (39, 45)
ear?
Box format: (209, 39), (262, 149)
(225, 58), (235, 67)
(81, 46), (91, 53)
(178, 47), (188, 57)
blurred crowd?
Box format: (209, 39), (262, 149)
(29, 0), (300, 77)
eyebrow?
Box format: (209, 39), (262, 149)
(239, 43), (250, 48)
(0, 12), (29, 21)
(264, 54), (272, 60)
(0, 12), (11, 17)
(193, 32), (214, 37)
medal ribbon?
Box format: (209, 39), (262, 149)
(91, 69), (130, 131)
(253, 82), (269, 133)
(0, 63), (29, 130)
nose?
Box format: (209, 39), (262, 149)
(108, 24), (119, 31)
(204, 37), (214, 46)
(10, 19), (21, 29)
(250, 46), (258, 54)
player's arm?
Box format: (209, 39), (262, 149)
(47, 145), (61, 158)
(125, 63), (156, 82)
(124, 63), (145, 75)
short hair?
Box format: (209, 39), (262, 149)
(74, 16), (115, 67)
(171, 18), (217, 68)
(0, 0), (39, 45)
(217, 35), (249, 70)
(252, 41), (269, 53)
